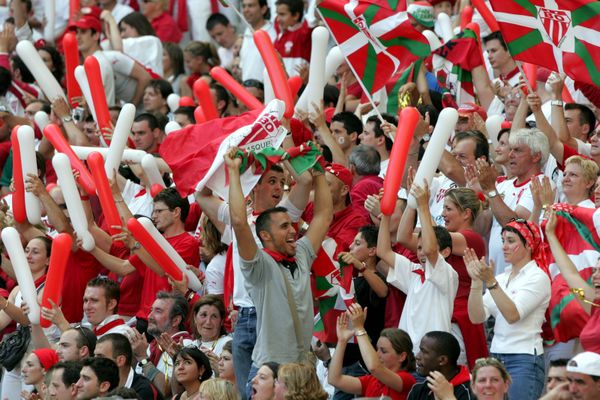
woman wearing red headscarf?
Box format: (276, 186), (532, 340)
(464, 219), (550, 400)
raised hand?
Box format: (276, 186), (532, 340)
(336, 312), (354, 343)
(463, 248), (483, 284)
(346, 303), (367, 331)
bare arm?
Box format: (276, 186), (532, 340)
(309, 103), (348, 166)
(195, 187), (226, 234)
(283, 162), (313, 213)
(471, 65), (495, 111)
(328, 312), (362, 394)
(527, 93), (565, 164)
(464, 248), (487, 324)
(438, 150), (466, 186)
(129, 63), (152, 106)
(548, 74), (577, 149)
(303, 172), (333, 253)
(376, 215), (396, 270)
(413, 182), (439, 265)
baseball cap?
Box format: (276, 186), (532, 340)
(429, 0), (457, 6)
(408, 1), (435, 28)
(67, 6), (102, 33)
(325, 163), (353, 188)
(567, 352), (600, 376)
(458, 102), (487, 120)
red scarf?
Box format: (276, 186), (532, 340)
(412, 268), (425, 283)
(263, 248), (298, 277)
(93, 318), (125, 336)
(505, 219), (550, 276)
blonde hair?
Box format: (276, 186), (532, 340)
(565, 155), (600, 196)
(472, 357), (512, 385)
(444, 187), (484, 222)
(199, 378), (240, 400)
(278, 363), (328, 400)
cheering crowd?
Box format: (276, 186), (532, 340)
(1, 0), (600, 399)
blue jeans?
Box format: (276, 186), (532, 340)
(491, 352), (545, 400)
(233, 307), (257, 400)
(332, 361), (369, 400)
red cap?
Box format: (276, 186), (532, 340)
(458, 102), (487, 120)
(33, 348), (59, 371)
(67, 6), (102, 33)
(325, 163), (353, 188)
(324, 107), (335, 124)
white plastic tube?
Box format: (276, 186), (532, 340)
(43, 0), (56, 43)
(263, 69), (275, 104)
(296, 26), (329, 114)
(408, 108), (458, 209)
(141, 154), (165, 188)
(71, 146), (146, 163)
(16, 41), (65, 101)
(1, 227), (41, 324)
(325, 46), (345, 83)
(486, 115), (504, 148)
(74, 65), (98, 126)
(423, 30), (442, 51)
(165, 121), (182, 135)
(52, 153), (95, 251)
(437, 13), (453, 43)
(104, 103), (136, 177)
(34, 111), (50, 132)
(17, 126), (42, 224)
(139, 218), (203, 291)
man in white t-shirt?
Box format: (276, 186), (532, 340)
(477, 128), (550, 275)
(206, 13), (240, 70)
(239, 0), (276, 82)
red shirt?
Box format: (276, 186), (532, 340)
(273, 20), (312, 67)
(108, 242), (143, 317)
(359, 370), (416, 400)
(61, 249), (106, 323)
(580, 299), (600, 353)
(151, 12), (182, 43)
(350, 175), (384, 220)
(130, 231), (200, 319)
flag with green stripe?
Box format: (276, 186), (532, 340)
(489, 0), (600, 87)
(544, 203), (598, 343)
(317, 0), (430, 95)
(385, 59), (422, 115)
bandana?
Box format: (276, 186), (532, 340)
(505, 219), (549, 275)
(263, 248), (298, 277)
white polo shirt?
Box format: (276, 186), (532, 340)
(387, 253), (458, 350)
(484, 260), (551, 355)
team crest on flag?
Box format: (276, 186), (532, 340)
(538, 7), (571, 48)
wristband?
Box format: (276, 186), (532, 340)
(354, 329), (367, 337)
(551, 100), (564, 107)
(487, 281), (499, 290)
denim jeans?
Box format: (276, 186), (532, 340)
(332, 361), (369, 400)
(233, 307), (257, 400)
(491, 352), (545, 400)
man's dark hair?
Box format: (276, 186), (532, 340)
(134, 113), (160, 131)
(38, 45), (65, 82)
(47, 361), (82, 387)
(147, 79), (173, 101)
(0, 68), (11, 96)
(497, 127), (510, 143)
(348, 145), (381, 176)
(366, 114), (397, 152)
(11, 56), (35, 84)
(87, 276), (120, 310)
(156, 291), (189, 331)
(211, 83), (230, 114)
(332, 112), (363, 139)
(107, 387), (141, 399)
(70, 326), (97, 354)
(550, 358), (569, 368)
(82, 357), (119, 392)
(206, 13), (231, 31)
(173, 106), (196, 124)
(98, 333), (133, 368)
(417, 103), (440, 127)
(323, 84), (340, 107)
(424, 331), (461, 366)
(483, 31), (508, 50)
(275, 0), (304, 19)
(257, 0), (271, 20)
(257, 164), (284, 184)
(359, 225), (378, 248)
(418, 226), (452, 254)
(565, 103), (596, 135)
(256, 206), (288, 246)
(153, 187), (190, 222)
(454, 130), (490, 161)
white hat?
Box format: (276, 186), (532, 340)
(567, 352), (600, 376)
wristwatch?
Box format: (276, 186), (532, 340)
(487, 190), (498, 198)
(138, 358), (150, 367)
(421, 133), (431, 143)
(62, 115), (73, 123)
(551, 100), (564, 107)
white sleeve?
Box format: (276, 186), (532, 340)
(426, 256), (459, 297)
(576, 139), (592, 157)
(278, 196), (303, 222)
(386, 254), (415, 294)
(217, 202), (232, 225)
(104, 50), (135, 76)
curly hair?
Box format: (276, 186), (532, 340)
(277, 363), (327, 400)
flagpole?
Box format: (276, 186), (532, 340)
(516, 62), (533, 94)
(222, 0), (254, 33)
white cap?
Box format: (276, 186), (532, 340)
(567, 352), (600, 376)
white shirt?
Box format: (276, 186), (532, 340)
(483, 261), (551, 355)
(95, 314), (135, 339)
(489, 176), (537, 275)
(240, 22), (277, 82)
(429, 174), (458, 227)
(219, 197), (302, 308)
(387, 253), (458, 350)
(205, 252), (226, 295)
(109, 3), (134, 23)
(122, 179), (154, 219)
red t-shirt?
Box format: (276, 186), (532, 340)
(580, 299), (600, 353)
(273, 20), (312, 65)
(359, 370), (416, 400)
(61, 249), (106, 323)
(130, 231), (200, 319)
(108, 242), (143, 317)
(151, 12), (182, 43)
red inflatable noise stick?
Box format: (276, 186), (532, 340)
(40, 233), (73, 328)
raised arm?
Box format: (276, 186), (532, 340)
(548, 74), (576, 149)
(308, 103), (348, 166)
(226, 149), (258, 261)
(195, 187), (226, 234)
(413, 181), (439, 266)
(377, 215), (396, 267)
(527, 93), (565, 164)
(545, 209), (593, 314)
(282, 162), (313, 212)
(327, 312), (363, 395)
(464, 248), (487, 324)
(304, 171), (333, 253)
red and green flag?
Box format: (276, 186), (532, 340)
(543, 203), (598, 343)
(488, 0), (600, 87)
(432, 27), (484, 105)
(385, 58), (423, 115)
(317, 0), (430, 95)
